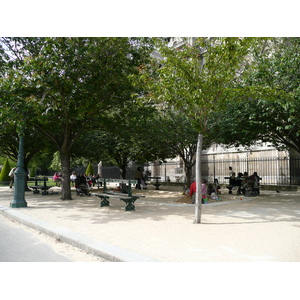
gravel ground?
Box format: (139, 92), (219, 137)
(0, 185), (299, 262)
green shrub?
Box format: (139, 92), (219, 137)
(85, 162), (94, 175)
(29, 168), (36, 177)
(0, 158), (12, 182)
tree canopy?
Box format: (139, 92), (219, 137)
(134, 37), (258, 223)
(210, 37), (300, 155)
(0, 37), (154, 199)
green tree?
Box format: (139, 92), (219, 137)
(157, 109), (199, 187)
(0, 37), (153, 200)
(210, 38), (300, 155)
(85, 162), (94, 175)
(0, 158), (11, 182)
(136, 37), (257, 223)
(0, 113), (52, 174)
(75, 102), (175, 179)
(49, 151), (61, 171)
(246, 37), (300, 154)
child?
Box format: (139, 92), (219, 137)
(201, 179), (208, 204)
(189, 178), (208, 204)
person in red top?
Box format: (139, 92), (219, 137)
(189, 179), (196, 204)
(53, 172), (62, 186)
(189, 179), (208, 204)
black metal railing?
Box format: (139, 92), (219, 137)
(201, 156), (300, 186)
(78, 156), (300, 186)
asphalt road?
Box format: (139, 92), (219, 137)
(0, 214), (74, 262)
(0, 214), (105, 262)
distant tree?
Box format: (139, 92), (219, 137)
(210, 38), (300, 155)
(157, 109), (199, 187)
(0, 123), (51, 174)
(49, 152), (62, 172)
(85, 162), (94, 175)
(0, 158), (11, 182)
(75, 102), (175, 179)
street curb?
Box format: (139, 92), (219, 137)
(0, 204), (160, 262)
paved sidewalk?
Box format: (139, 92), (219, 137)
(0, 185), (299, 262)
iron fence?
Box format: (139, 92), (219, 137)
(74, 156), (300, 186)
(202, 156), (300, 186)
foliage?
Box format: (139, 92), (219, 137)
(0, 121), (54, 176)
(49, 151), (61, 171)
(156, 108), (199, 186)
(246, 37), (300, 154)
(29, 168), (35, 177)
(0, 37), (154, 199)
(210, 38), (300, 154)
(135, 37), (257, 134)
(28, 151), (55, 175)
(0, 158), (11, 181)
(75, 102), (176, 178)
(0, 157), (14, 166)
(133, 37), (259, 223)
(85, 162), (94, 175)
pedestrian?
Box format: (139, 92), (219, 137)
(189, 179), (196, 204)
(189, 178), (208, 204)
(9, 167), (17, 188)
(141, 168), (147, 189)
(134, 167), (143, 189)
(201, 179), (208, 204)
(229, 166), (234, 177)
(249, 171), (260, 194)
(70, 172), (77, 187)
(53, 172), (62, 186)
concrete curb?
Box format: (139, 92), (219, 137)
(0, 204), (160, 262)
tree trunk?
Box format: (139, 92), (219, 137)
(120, 165), (127, 179)
(185, 164), (193, 188)
(194, 133), (203, 224)
(60, 152), (72, 200)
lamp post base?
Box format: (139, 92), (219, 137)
(10, 199), (27, 208)
(10, 135), (28, 208)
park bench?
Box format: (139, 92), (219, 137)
(94, 178), (144, 211)
(28, 176), (52, 195)
(224, 176), (241, 194)
(95, 193), (143, 211)
(225, 176), (262, 195)
(102, 178), (137, 196)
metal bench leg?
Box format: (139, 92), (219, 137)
(98, 196), (110, 207)
(124, 202), (135, 211)
(125, 201), (135, 211)
(227, 186), (233, 194)
(120, 197), (137, 211)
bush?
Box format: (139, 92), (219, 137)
(85, 162), (94, 175)
(0, 158), (12, 182)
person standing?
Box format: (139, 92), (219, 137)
(70, 172), (77, 187)
(189, 178), (208, 204)
(189, 179), (196, 204)
(134, 167), (142, 189)
(229, 166), (234, 177)
(9, 167), (17, 188)
(201, 179), (208, 204)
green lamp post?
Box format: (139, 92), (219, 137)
(10, 135), (27, 208)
